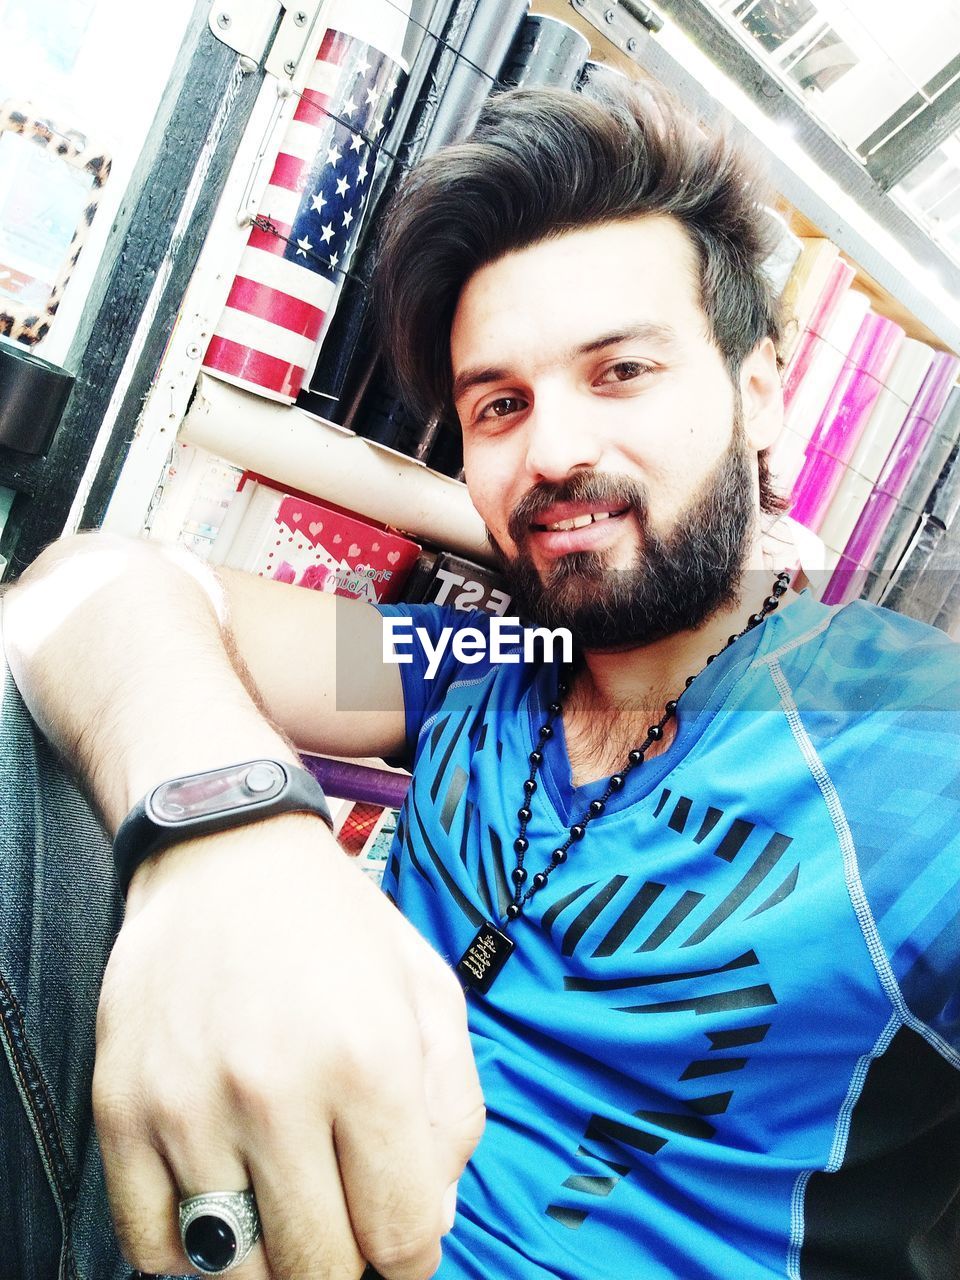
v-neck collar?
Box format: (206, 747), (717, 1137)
(524, 592), (818, 830)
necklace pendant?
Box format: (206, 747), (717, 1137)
(456, 921), (515, 994)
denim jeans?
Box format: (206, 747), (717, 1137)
(0, 617), (138, 1280)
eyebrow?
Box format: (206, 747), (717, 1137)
(451, 322), (680, 405)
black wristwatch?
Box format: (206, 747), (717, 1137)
(113, 759), (334, 895)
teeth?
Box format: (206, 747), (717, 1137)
(543, 511), (616, 532)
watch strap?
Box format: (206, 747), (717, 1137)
(114, 759), (333, 896)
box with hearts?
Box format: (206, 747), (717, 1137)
(209, 472), (420, 604)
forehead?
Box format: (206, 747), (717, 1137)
(450, 215), (708, 375)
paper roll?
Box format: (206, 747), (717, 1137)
(821, 352), (960, 604)
(302, 0), (460, 421)
(423, 0), (529, 149)
(790, 313), (904, 532)
(348, 0), (531, 453)
(767, 290), (870, 492)
(303, 755), (410, 807)
(781, 259), (855, 408)
(310, 0), (527, 442)
(576, 59), (631, 97)
(759, 209), (803, 298)
(933, 558), (960, 634)
(860, 386), (960, 601)
(182, 373), (490, 560)
(880, 516), (955, 622)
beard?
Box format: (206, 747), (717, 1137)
(488, 416), (756, 651)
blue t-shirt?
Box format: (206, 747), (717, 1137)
(375, 593), (960, 1280)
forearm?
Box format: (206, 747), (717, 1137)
(2, 531), (298, 834)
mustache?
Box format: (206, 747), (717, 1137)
(506, 473), (649, 545)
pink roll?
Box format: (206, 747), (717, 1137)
(768, 290), (871, 494)
(790, 313), (904, 531)
(821, 350), (960, 604)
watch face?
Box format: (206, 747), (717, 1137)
(149, 761), (287, 823)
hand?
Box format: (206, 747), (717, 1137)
(93, 814), (484, 1280)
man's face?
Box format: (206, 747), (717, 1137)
(449, 215), (780, 647)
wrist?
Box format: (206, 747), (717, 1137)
(106, 719), (302, 835)
(125, 809), (343, 910)
(115, 758), (334, 897)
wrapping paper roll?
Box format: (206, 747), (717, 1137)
(307, 0), (521, 432)
(759, 209), (803, 298)
(862, 386), (960, 602)
(930, 433), (960, 529)
(934, 564), (960, 635)
(423, 0), (529, 149)
(817, 335), (934, 567)
(202, 0), (411, 404)
(300, 0), (459, 422)
(844, 339), (935, 487)
(182, 373), (490, 559)
(390, 0), (482, 168)
(0, 336), (73, 454)
(880, 517), (956, 623)
(781, 260), (855, 410)
(822, 351), (960, 605)
(817, 339), (933, 566)
(790, 313), (904, 532)
(303, 755), (410, 807)
(767, 290), (870, 494)
(500, 15), (590, 90)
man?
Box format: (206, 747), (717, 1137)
(2, 81), (958, 1280)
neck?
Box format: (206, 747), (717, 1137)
(562, 556), (796, 783)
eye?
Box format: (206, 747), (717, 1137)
(595, 360), (656, 386)
(476, 395), (526, 422)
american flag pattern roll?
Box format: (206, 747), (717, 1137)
(203, 3), (408, 403)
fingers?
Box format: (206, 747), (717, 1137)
(248, 1132), (365, 1280)
(98, 1126), (183, 1275)
(332, 1028), (445, 1280)
(95, 1067), (262, 1278)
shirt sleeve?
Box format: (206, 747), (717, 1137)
(374, 602), (496, 765)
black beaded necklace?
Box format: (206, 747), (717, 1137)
(455, 571), (791, 994)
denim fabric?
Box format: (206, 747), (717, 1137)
(0, 616), (131, 1280)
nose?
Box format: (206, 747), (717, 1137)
(522, 385), (603, 484)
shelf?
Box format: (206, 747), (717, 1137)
(533, 0), (960, 355)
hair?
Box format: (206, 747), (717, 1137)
(373, 79), (786, 513)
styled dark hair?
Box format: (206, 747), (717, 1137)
(374, 80), (786, 512)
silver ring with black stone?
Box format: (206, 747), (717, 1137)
(178, 1189), (262, 1274)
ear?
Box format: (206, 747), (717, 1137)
(738, 337), (783, 453)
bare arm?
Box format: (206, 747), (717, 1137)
(3, 531), (407, 827)
(3, 531), (482, 1280)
